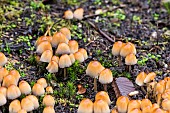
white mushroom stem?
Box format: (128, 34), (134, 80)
(94, 78), (97, 92)
(118, 55), (122, 66)
(64, 68), (67, 79)
(103, 84), (107, 92)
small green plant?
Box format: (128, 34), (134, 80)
(153, 13), (159, 20)
(45, 72), (53, 82)
(133, 15), (141, 21)
(137, 53), (161, 66)
(27, 55), (36, 65)
(5, 62), (14, 70)
(30, 81), (36, 87)
(67, 60), (85, 82)
(162, 0), (170, 14)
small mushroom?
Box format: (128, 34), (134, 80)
(42, 95), (55, 107)
(0, 87), (7, 97)
(43, 106), (55, 113)
(0, 92), (7, 106)
(112, 41), (125, 66)
(32, 83), (45, 96)
(21, 97), (34, 112)
(55, 43), (70, 55)
(63, 10), (73, 20)
(46, 86), (53, 94)
(73, 8), (84, 20)
(135, 72), (147, 86)
(127, 100), (141, 112)
(0, 52), (7, 66)
(9, 69), (21, 84)
(37, 78), (47, 88)
(60, 27), (71, 40)
(144, 72), (156, 83)
(69, 54), (75, 64)
(2, 74), (17, 87)
(36, 41), (52, 54)
(78, 48), (88, 60)
(77, 84), (86, 94)
(94, 99), (110, 113)
(9, 100), (21, 113)
(141, 99), (152, 110)
(46, 61), (58, 73)
(35, 35), (52, 47)
(125, 53), (137, 72)
(7, 85), (21, 100)
(68, 40), (79, 54)
(95, 91), (111, 105)
(77, 98), (93, 113)
(116, 96), (129, 113)
(120, 42), (136, 57)
(86, 61), (105, 91)
(51, 56), (59, 64)
(19, 80), (31, 95)
(59, 54), (72, 79)
(26, 95), (39, 110)
(52, 32), (69, 47)
(99, 69), (113, 91)
(0, 67), (8, 83)
(74, 51), (85, 63)
(40, 50), (53, 63)
(161, 99), (170, 111)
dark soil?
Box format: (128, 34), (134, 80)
(0, 0), (170, 112)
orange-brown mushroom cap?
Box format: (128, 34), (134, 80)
(43, 106), (55, 113)
(0, 52), (7, 66)
(116, 96), (129, 113)
(7, 85), (21, 100)
(95, 91), (111, 105)
(55, 43), (70, 55)
(63, 10), (73, 19)
(60, 27), (71, 40)
(36, 41), (52, 54)
(77, 98), (93, 113)
(9, 99), (21, 113)
(0, 67), (8, 83)
(78, 48), (88, 60)
(40, 50), (53, 63)
(68, 40), (79, 54)
(52, 32), (69, 47)
(86, 61), (105, 78)
(46, 61), (59, 73)
(94, 99), (110, 113)
(32, 83), (45, 96)
(73, 8), (84, 20)
(125, 53), (137, 65)
(144, 72), (156, 83)
(120, 42), (136, 57)
(59, 54), (72, 68)
(112, 41), (125, 56)
(99, 69), (113, 84)
(135, 72), (147, 86)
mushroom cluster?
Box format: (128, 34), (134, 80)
(112, 41), (137, 72)
(0, 63), (55, 113)
(63, 8), (84, 20)
(35, 27), (88, 79)
(111, 95), (170, 113)
(78, 91), (111, 113)
(86, 61), (113, 92)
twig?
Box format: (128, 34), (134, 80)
(87, 21), (115, 43)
